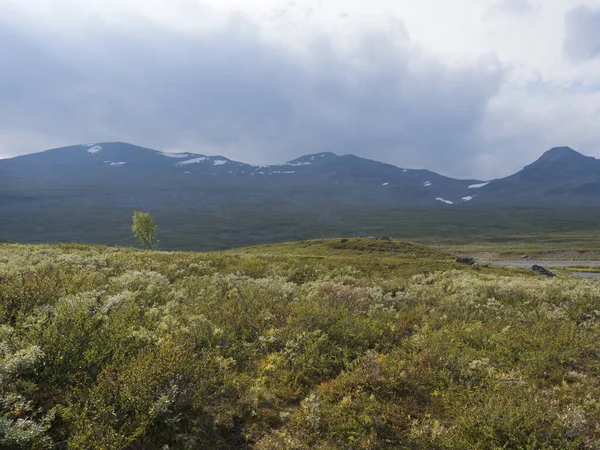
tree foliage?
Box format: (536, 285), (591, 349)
(131, 211), (158, 249)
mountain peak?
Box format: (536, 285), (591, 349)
(516, 146), (598, 181)
(537, 146), (585, 163)
(286, 152), (338, 165)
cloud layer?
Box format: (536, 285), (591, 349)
(0, 14), (507, 177)
(0, 1), (599, 180)
(488, 0), (537, 16)
(564, 5), (600, 62)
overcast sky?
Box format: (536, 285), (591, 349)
(0, 0), (599, 179)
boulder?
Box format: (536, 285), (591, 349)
(532, 265), (556, 277)
(456, 257), (476, 265)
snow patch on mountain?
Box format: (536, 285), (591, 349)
(87, 145), (102, 154)
(469, 182), (489, 189)
(178, 157), (207, 166)
(213, 160), (227, 166)
(424, 181), (431, 187)
(382, 183), (389, 186)
(103, 161), (126, 166)
(158, 151), (190, 158)
(435, 197), (454, 205)
(286, 162), (312, 167)
(462, 196), (474, 202)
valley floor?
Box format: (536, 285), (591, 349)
(1, 238), (599, 449)
(3, 206), (600, 254)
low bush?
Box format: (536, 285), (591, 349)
(0, 240), (598, 448)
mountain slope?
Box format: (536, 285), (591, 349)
(1, 142), (600, 249)
(471, 146), (600, 204)
(3, 142), (600, 209)
(0, 142), (482, 207)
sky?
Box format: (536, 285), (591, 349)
(0, 0), (599, 179)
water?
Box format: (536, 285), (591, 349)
(484, 260), (600, 278)
(572, 272), (600, 278)
(485, 260), (600, 268)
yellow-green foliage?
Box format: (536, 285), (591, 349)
(131, 211), (158, 249)
(0, 239), (599, 449)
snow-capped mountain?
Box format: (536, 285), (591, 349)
(3, 142), (600, 208)
(0, 142), (598, 249)
(0, 142), (485, 206)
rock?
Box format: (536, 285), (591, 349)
(532, 265), (556, 277)
(522, 255), (529, 260)
(456, 257), (476, 265)
(340, 239), (349, 243)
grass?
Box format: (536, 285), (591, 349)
(3, 205), (600, 255)
(1, 238), (599, 449)
(441, 229), (600, 259)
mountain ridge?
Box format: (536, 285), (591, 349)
(1, 141), (599, 249)
(4, 141), (597, 182)
(2, 141), (600, 206)
(1, 141), (480, 181)
(0, 142), (484, 205)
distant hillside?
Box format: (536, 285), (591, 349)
(472, 146), (600, 204)
(0, 142), (480, 206)
(1, 142), (600, 249)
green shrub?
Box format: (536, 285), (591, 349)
(1, 240), (599, 448)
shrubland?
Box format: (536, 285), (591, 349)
(0, 238), (599, 449)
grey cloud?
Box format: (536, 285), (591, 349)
(0, 14), (505, 178)
(485, 0), (537, 18)
(564, 5), (600, 62)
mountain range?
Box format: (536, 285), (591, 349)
(0, 142), (599, 249)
